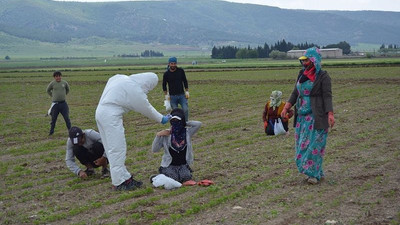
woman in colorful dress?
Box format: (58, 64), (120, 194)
(280, 47), (335, 184)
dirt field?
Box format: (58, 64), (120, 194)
(0, 66), (399, 225)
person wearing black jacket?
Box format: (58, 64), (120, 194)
(162, 57), (189, 121)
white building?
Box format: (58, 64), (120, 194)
(287, 48), (343, 59)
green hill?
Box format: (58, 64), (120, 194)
(0, 0), (399, 57)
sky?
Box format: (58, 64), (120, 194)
(54, 0), (400, 12)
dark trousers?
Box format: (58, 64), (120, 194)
(159, 164), (192, 183)
(265, 118), (289, 135)
(73, 142), (105, 168)
(50, 101), (71, 134)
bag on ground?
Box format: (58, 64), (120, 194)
(152, 174), (182, 190)
(274, 118), (286, 135)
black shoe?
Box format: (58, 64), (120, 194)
(85, 168), (95, 176)
(113, 177), (143, 191)
(101, 168), (110, 178)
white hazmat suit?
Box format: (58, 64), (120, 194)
(95, 72), (164, 186)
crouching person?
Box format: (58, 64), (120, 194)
(66, 126), (109, 179)
(263, 90), (294, 135)
(151, 108), (201, 184)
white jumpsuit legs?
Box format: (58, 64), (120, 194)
(96, 104), (131, 186)
(95, 73), (164, 187)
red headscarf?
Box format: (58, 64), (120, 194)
(303, 65), (316, 82)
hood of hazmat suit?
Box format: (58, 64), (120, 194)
(98, 72), (163, 122)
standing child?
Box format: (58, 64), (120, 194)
(46, 71), (71, 136)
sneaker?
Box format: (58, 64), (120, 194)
(85, 168), (95, 176)
(101, 168), (110, 178)
(113, 177), (143, 191)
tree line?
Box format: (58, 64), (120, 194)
(211, 40), (352, 59)
(117, 50), (164, 58)
(378, 43), (400, 55)
(380, 44), (399, 50)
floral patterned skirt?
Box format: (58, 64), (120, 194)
(294, 113), (328, 180)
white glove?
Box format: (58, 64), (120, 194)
(185, 91), (189, 99)
(164, 100), (172, 112)
(46, 102), (56, 116)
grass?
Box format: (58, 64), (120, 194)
(1, 56), (400, 71)
(0, 58), (399, 224)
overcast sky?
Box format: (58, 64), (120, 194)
(54, 0), (400, 12)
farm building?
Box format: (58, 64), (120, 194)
(287, 48), (343, 59)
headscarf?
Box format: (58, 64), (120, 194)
(270, 90), (282, 110)
(300, 47), (322, 81)
(170, 108), (187, 152)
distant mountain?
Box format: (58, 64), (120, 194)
(1, 0), (399, 47)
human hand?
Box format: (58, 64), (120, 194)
(94, 156), (107, 167)
(282, 115), (289, 123)
(161, 114), (172, 124)
(185, 91), (189, 99)
(328, 112), (335, 128)
(263, 121), (268, 130)
(281, 103), (292, 118)
(157, 129), (171, 136)
(280, 109), (287, 118)
(78, 170), (88, 179)
(165, 94), (170, 101)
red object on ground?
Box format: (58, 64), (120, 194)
(198, 179), (215, 186)
(182, 180), (197, 186)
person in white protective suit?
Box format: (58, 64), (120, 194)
(95, 72), (171, 191)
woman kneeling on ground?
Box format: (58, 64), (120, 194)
(151, 108), (201, 184)
(263, 90), (294, 135)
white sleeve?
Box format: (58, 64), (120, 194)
(65, 139), (81, 176)
(134, 92), (163, 123)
